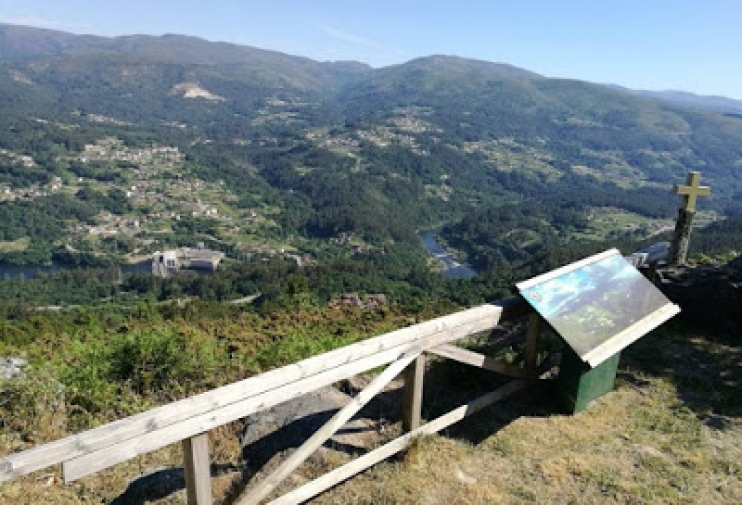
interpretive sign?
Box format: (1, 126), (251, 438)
(516, 249), (680, 368)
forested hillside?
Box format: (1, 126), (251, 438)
(0, 23), (741, 295)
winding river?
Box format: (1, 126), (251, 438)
(420, 231), (477, 279)
(0, 260), (151, 280)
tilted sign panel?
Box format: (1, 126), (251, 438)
(517, 249), (679, 367)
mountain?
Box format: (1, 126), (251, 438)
(0, 23), (372, 125)
(340, 56), (742, 193)
(0, 23), (83, 61)
(611, 86), (742, 116)
(0, 23), (371, 79)
(0, 23), (741, 268)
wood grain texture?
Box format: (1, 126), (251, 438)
(428, 344), (531, 378)
(402, 354), (426, 432)
(183, 433), (213, 505)
(236, 352), (419, 505)
(60, 304), (506, 481)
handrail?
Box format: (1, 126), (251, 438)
(1, 297), (531, 491)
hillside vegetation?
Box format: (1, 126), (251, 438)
(0, 23), (741, 276)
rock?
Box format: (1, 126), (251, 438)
(240, 386), (383, 473)
(728, 255), (742, 272)
(659, 263), (742, 335)
(0, 357), (28, 380)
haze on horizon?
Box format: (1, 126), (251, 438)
(1, 0), (740, 100)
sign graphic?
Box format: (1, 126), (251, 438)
(517, 249), (680, 367)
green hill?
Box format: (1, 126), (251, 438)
(0, 23), (741, 270)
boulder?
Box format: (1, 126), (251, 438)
(0, 357), (27, 380)
(240, 385), (385, 473)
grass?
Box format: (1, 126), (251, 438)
(569, 207), (673, 242)
(306, 323), (742, 504)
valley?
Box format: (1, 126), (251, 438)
(0, 23), (739, 308)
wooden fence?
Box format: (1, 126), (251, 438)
(1, 296), (544, 504)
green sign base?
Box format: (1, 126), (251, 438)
(556, 345), (621, 414)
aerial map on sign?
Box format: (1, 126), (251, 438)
(516, 249), (680, 367)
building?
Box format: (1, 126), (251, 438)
(152, 246), (225, 278)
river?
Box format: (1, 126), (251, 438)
(420, 231), (477, 279)
(0, 260), (151, 280)
(1, 237), (475, 282)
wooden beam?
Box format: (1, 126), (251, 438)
(428, 344), (531, 378)
(3, 303), (503, 484)
(236, 352), (420, 505)
(61, 307), (506, 481)
(402, 354), (426, 432)
(183, 433), (213, 505)
(268, 379), (531, 505)
(63, 346), (415, 482)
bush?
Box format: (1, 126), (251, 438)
(54, 326), (228, 427)
(107, 328), (226, 396)
(0, 366), (67, 443)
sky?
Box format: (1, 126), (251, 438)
(1, 1), (740, 99)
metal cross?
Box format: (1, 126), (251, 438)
(674, 171), (710, 212)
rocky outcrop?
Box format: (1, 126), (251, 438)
(658, 262), (742, 336)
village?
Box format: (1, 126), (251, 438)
(304, 106), (436, 156)
(0, 137), (299, 267)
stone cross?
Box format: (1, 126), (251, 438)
(669, 171), (710, 265)
(674, 171), (710, 212)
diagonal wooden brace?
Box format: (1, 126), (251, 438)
(236, 349), (422, 505)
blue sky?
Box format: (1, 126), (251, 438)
(1, 1), (740, 99)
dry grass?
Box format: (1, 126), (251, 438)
(304, 390), (740, 504)
(305, 326), (742, 505)
(0, 422), (245, 504)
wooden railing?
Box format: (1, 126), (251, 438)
(1, 296), (542, 504)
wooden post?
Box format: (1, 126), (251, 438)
(669, 171), (710, 266)
(402, 354), (425, 432)
(183, 433), (213, 505)
(525, 313), (541, 370)
(269, 380), (529, 505)
(669, 208), (695, 266)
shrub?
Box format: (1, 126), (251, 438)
(107, 327), (227, 397)
(55, 326), (228, 427)
(0, 366), (67, 443)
